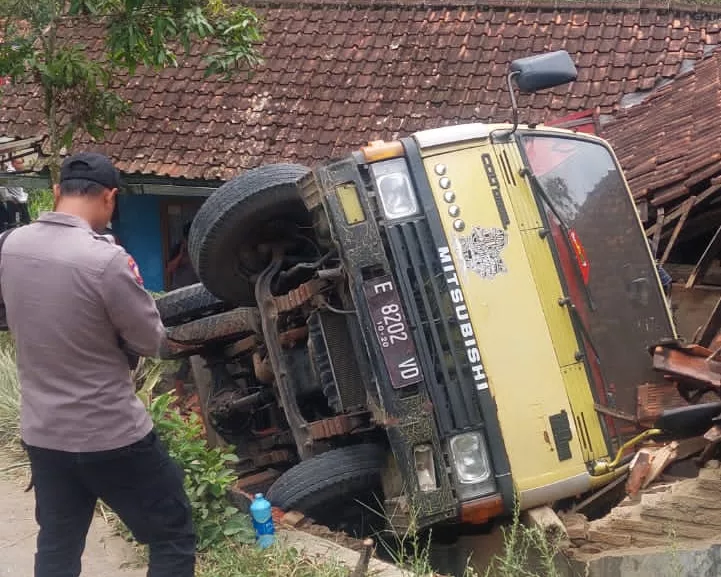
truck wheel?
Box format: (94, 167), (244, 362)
(154, 283), (226, 327)
(267, 445), (385, 516)
(165, 307), (260, 348)
(189, 164), (312, 305)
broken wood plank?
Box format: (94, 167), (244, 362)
(626, 451), (652, 496)
(660, 196), (695, 265)
(651, 206), (665, 258)
(641, 437), (708, 489)
(350, 539), (375, 577)
(594, 403), (638, 423)
(686, 224), (721, 289)
(645, 183), (721, 238)
(572, 474), (628, 514)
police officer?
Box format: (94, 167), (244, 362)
(0, 152), (196, 577)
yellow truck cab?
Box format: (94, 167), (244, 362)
(182, 51), (676, 532)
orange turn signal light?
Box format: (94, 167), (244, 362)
(361, 140), (404, 163)
(460, 493), (504, 525)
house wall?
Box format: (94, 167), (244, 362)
(113, 194), (164, 292)
(671, 285), (721, 341)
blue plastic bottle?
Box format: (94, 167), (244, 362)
(250, 493), (275, 549)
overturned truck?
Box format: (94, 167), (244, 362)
(157, 50), (721, 536)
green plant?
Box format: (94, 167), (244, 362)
(133, 356), (178, 407)
(369, 498), (435, 576)
(484, 502), (563, 577)
(149, 392), (253, 550)
(28, 188), (54, 220)
(197, 539), (349, 577)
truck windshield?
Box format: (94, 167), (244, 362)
(520, 134), (675, 418)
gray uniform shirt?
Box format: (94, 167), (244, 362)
(0, 212), (165, 452)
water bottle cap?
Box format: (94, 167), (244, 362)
(255, 493), (263, 499)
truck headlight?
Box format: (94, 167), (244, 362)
(369, 158), (420, 220)
(450, 432), (491, 484)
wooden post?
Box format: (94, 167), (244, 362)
(660, 196), (695, 265)
(350, 539), (375, 577)
(651, 206), (665, 258)
(686, 224), (721, 289)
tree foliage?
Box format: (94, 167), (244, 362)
(0, 0), (262, 182)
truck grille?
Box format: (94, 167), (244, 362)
(384, 218), (483, 434)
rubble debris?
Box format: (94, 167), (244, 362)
(637, 382), (689, 427)
(699, 427), (721, 465)
(563, 462), (721, 557)
(626, 451), (652, 496)
(625, 437), (707, 494)
(525, 506), (568, 544)
(558, 512), (588, 542)
(280, 510), (306, 528)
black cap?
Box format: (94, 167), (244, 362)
(60, 152), (121, 190)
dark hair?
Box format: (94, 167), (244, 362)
(59, 178), (108, 197)
(182, 222), (192, 238)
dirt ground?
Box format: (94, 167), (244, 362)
(0, 468), (145, 577)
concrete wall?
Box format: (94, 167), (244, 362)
(113, 195), (164, 292)
(564, 544), (721, 577)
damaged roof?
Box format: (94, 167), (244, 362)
(602, 49), (721, 244)
(1, 1), (721, 180)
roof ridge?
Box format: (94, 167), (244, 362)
(245, 0), (721, 15)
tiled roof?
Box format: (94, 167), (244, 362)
(602, 49), (721, 241)
(1, 1), (721, 180)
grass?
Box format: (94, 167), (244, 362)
(0, 334), (21, 457)
(196, 540), (350, 577)
(485, 524), (562, 577)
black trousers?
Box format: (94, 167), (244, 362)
(25, 431), (196, 577)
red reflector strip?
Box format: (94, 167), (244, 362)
(568, 229), (590, 285)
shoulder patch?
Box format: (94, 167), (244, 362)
(128, 256), (144, 286)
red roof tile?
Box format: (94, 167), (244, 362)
(602, 51), (721, 210)
(1, 1), (721, 180)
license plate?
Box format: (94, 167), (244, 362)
(363, 275), (423, 389)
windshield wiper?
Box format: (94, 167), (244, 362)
(525, 171), (615, 399)
(526, 172), (596, 311)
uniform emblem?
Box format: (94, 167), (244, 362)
(128, 256), (144, 286)
(457, 226), (508, 279)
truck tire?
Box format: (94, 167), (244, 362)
(267, 444), (385, 514)
(154, 283), (226, 327)
(189, 164), (312, 305)
(165, 307), (260, 347)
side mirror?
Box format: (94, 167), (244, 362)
(510, 50), (578, 93)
